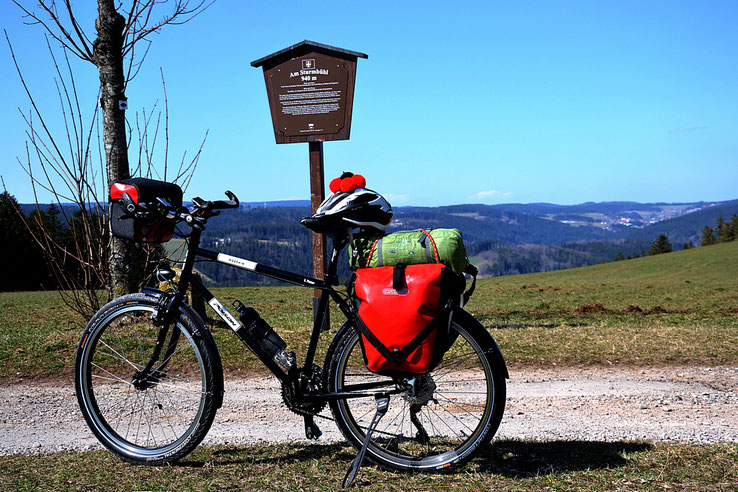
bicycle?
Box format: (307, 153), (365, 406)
(74, 184), (508, 485)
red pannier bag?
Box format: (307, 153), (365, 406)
(354, 255), (451, 374)
(354, 263), (448, 374)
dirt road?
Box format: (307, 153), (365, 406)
(1, 366), (736, 455)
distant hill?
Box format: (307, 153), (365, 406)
(619, 200), (738, 246)
(240, 200), (311, 208)
(491, 200), (723, 231)
(17, 196), (736, 285)
(491, 201), (664, 216)
(392, 204), (612, 245)
(18, 203), (86, 217)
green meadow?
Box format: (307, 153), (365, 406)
(1, 242), (736, 490)
(1, 241), (736, 381)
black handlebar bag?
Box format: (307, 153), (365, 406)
(109, 178), (183, 243)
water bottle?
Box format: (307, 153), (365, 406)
(233, 301), (295, 371)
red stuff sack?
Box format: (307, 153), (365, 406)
(354, 261), (449, 375)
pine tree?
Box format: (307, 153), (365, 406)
(716, 215), (733, 243)
(682, 241), (693, 250)
(614, 252), (625, 261)
(0, 192), (44, 291)
(649, 234), (672, 255)
(701, 225), (716, 246)
(45, 203), (64, 244)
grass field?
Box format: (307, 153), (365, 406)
(1, 441), (736, 490)
(1, 242), (736, 490)
(1, 241), (736, 381)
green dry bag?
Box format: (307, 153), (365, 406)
(352, 229), (470, 275)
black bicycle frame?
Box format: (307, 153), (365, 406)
(155, 228), (402, 401)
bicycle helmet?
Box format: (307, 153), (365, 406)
(301, 174), (393, 236)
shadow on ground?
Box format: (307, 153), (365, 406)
(475, 439), (653, 477)
(177, 439), (653, 478)
(176, 442), (350, 468)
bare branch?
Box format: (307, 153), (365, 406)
(176, 129), (207, 192)
(63, 0), (95, 58)
(122, 0), (214, 56)
(161, 68), (169, 179)
(12, 1), (94, 62)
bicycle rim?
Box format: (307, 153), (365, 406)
(77, 304), (209, 461)
(331, 322), (498, 470)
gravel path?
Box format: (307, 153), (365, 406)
(1, 366), (736, 456)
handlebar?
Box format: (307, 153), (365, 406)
(120, 190), (240, 230)
(189, 190), (239, 212)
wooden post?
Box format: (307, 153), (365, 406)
(309, 141), (327, 327)
(309, 141), (326, 286)
(251, 41), (367, 329)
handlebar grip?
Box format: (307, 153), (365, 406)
(211, 190), (239, 210)
(121, 192), (137, 213)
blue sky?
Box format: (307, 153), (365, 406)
(1, 1), (737, 206)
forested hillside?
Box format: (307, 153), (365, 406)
(620, 201), (738, 246)
(5, 192), (737, 290)
(193, 199), (737, 285)
(395, 205), (612, 244)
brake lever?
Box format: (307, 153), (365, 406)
(210, 191), (240, 210)
(191, 197), (207, 209)
(155, 197), (177, 219)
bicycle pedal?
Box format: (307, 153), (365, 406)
(304, 416), (322, 440)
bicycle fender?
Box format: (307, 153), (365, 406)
(451, 307), (509, 380)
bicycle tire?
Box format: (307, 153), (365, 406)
(325, 309), (506, 471)
(74, 292), (222, 464)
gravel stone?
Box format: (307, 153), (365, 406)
(1, 366), (736, 456)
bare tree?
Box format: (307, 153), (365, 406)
(13, 0), (212, 297)
(6, 0), (211, 316)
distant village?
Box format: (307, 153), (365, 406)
(557, 202), (724, 229)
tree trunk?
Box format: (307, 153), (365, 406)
(93, 0), (139, 297)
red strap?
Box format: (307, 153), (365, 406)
(365, 238), (381, 268)
(420, 230), (441, 264)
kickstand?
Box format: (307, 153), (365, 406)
(342, 393), (390, 489)
(304, 415), (322, 440)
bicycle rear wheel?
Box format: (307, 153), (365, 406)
(326, 309), (506, 471)
(75, 293), (221, 464)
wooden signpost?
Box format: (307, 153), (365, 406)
(252, 40), (367, 318)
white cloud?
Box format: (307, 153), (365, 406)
(385, 193), (410, 204)
(668, 126), (708, 135)
(474, 190), (499, 199)
(470, 189), (512, 202)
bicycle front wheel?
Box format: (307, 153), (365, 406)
(326, 309), (507, 471)
(75, 293), (221, 464)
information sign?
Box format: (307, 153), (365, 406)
(252, 41), (367, 144)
